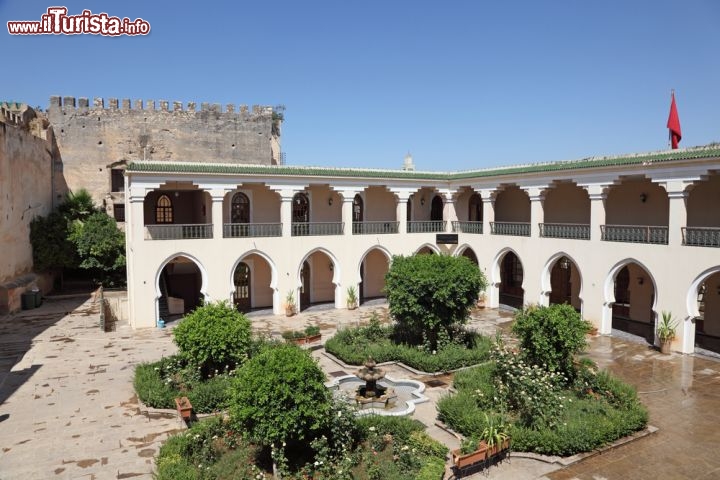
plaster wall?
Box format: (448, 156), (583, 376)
(0, 123), (53, 285)
(495, 186), (530, 222)
(544, 183), (590, 224)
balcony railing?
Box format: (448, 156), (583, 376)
(539, 223), (590, 240)
(353, 221), (399, 235)
(292, 222), (344, 236)
(146, 224), (213, 240)
(683, 227), (720, 247)
(407, 221), (446, 233)
(601, 225), (668, 244)
(224, 223), (282, 238)
(452, 221), (483, 234)
(490, 222), (530, 237)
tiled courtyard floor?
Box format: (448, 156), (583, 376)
(1, 296), (719, 479)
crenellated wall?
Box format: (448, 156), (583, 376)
(46, 96), (281, 212)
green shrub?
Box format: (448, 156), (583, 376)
(186, 374), (233, 414)
(155, 416), (228, 479)
(492, 340), (567, 428)
(406, 430), (448, 458)
(436, 391), (488, 435)
(134, 355), (234, 413)
(512, 304), (592, 380)
(416, 457), (446, 480)
(230, 343), (333, 447)
(134, 361), (177, 409)
(325, 324), (491, 372)
(173, 301), (252, 376)
(356, 415), (426, 444)
(385, 254), (487, 351)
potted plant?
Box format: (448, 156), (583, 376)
(477, 291), (487, 309)
(657, 310), (678, 354)
(480, 413), (510, 458)
(284, 290), (296, 317)
(281, 325), (321, 345)
(304, 325), (321, 343)
(347, 285), (358, 310)
(452, 435), (488, 471)
(174, 396), (193, 420)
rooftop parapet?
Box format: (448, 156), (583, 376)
(48, 96), (274, 117)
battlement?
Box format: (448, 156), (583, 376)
(0, 103), (37, 127)
(49, 96), (275, 116)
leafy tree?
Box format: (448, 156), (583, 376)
(57, 189), (97, 221)
(512, 303), (592, 380)
(69, 211), (126, 285)
(30, 211), (78, 273)
(173, 301), (253, 376)
(385, 254), (487, 350)
(229, 343), (332, 448)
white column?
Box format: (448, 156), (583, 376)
(583, 184), (608, 243)
(390, 188), (415, 235)
(479, 189), (495, 235)
(336, 189), (361, 236)
(662, 180), (692, 247)
(280, 194), (293, 238)
(208, 190), (227, 240)
(126, 192), (146, 328)
(439, 189), (458, 233)
(523, 187), (545, 238)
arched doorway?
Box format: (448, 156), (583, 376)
(468, 193), (483, 222)
(431, 195), (443, 221)
(353, 194), (364, 223)
(233, 262), (251, 311)
(360, 248), (390, 304)
(231, 253), (275, 313)
(461, 247), (479, 265)
(231, 192), (250, 223)
(499, 252), (524, 309)
(293, 193), (309, 235)
(549, 256), (581, 311)
(696, 272), (720, 353)
(416, 246), (436, 255)
(299, 251), (336, 311)
(158, 255), (202, 318)
(611, 263), (655, 342)
(300, 260), (311, 310)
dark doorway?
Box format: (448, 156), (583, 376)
(611, 264), (654, 342)
(431, 195), (443, 221)
(461, 248), (478, 265)
(499, 252), (524, 309)
(468, 193), (482, 222)
(549, 257), (572, 306)
(300, 260), (311, 310)
(231, 192), (250, 223)
(353, 194), (364, 222)
(233, 262), (251, 312)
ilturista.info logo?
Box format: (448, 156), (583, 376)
(7, 7), (150, 36)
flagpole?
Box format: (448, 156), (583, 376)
(668, 89), (674, 150)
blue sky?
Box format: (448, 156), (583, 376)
(2, 1), (719, 170)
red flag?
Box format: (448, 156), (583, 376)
(667, 91), (682, 149)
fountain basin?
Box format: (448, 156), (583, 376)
(327, 374), (428, 416)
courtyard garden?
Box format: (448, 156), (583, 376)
(135, 253), (649, 478)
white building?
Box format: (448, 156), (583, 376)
(124, 145), (720, 355)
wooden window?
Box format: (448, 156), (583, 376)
(155, 195), (173, 223)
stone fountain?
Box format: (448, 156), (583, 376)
(355, 357), (395, 406)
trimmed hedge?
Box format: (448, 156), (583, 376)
(325, 323), (492, 372)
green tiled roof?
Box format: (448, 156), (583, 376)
(126, 145), (720, 180)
